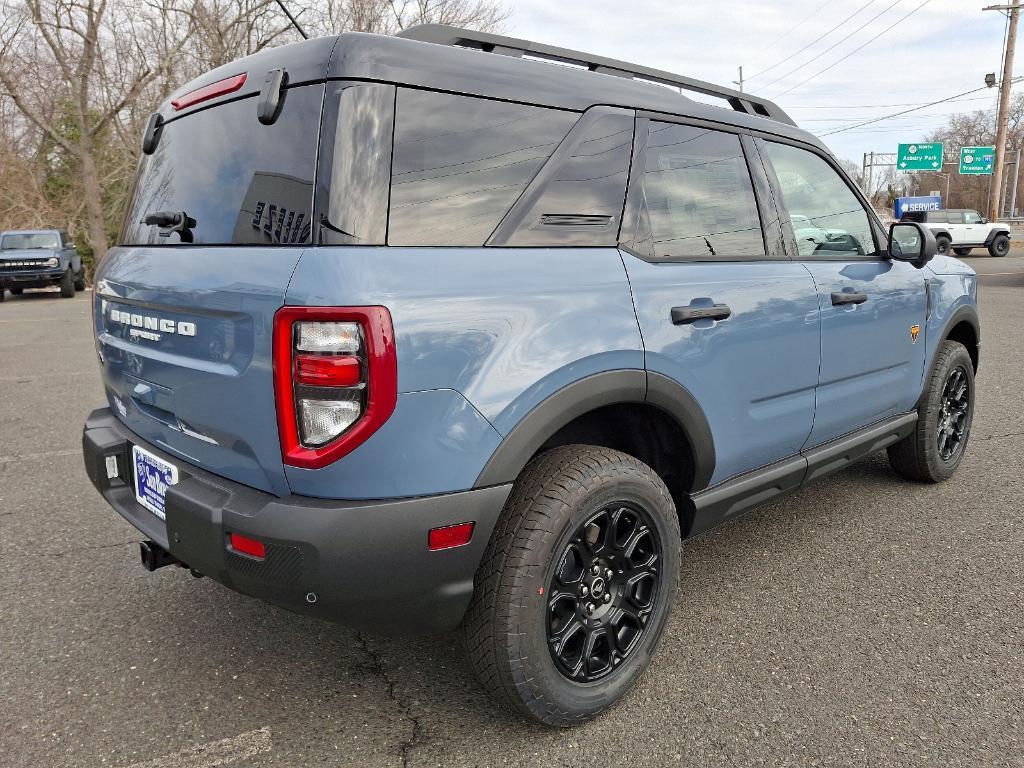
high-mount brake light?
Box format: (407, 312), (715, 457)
(171, 73), (247, 111)
(273, 307), (397, 469)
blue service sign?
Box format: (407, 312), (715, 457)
(894, 196), (942, 219)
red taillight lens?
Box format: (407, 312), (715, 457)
(273, 306), (397, 469)
(229, 532), (265, 559)
(171, 73), (247, 111)
(294, 355), (362, 387)
(428, 522), (475, 551)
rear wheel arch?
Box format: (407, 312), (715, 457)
(474, 371), (715, 527)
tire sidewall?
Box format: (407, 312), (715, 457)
(507, 464), (680, 720)
(921, 345), (975, 480)
(989, 234), (1010, 257)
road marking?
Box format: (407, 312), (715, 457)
(978, 271), (1024, 276)
(0, 449), (79, 464)
(124, 727), (272, 768)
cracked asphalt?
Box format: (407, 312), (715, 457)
(1, 255), (1022, 767)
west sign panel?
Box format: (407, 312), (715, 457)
(959, 146), (995, 175)
(897, 143), (944, 171)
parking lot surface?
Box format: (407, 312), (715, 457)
(1, 256), (1022, 768)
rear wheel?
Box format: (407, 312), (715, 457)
(461, 445), (680, 726)
(10, 287), (23, 295)
(988, 233), (1010, 257)
(888, 340), (974, 482)
(953, 247), (972, 257)
(935, 235), (952, 255)
(74, 270), (86, 291)
(59, 269), (75, 298)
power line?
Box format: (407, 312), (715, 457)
(773, 0), (934, 98)
(757, 0), (903, 91)
(819, 79), (1020, 136)
(745, 0), (839, 74)
(746, 0), (880, 82)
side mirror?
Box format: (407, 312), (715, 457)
(981, 217), (989, 224)
(888, 222), (936, 268)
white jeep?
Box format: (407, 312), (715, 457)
(903, 208), (1012, 257)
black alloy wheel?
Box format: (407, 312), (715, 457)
(937, 365), (970, 462)
(546, 503), (662, 683)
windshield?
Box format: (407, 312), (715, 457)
(1, 232), (60, 250)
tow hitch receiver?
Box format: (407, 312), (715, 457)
(139, 540), (179, 571)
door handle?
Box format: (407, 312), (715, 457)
(671, 303), (732, 325)
(831, 291), (868, 306)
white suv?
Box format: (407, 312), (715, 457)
(904, 208), (1012, 257)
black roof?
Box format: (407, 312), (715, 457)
(162, 25), (823, 151)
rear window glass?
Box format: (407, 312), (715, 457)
(388, 90), (576, 246)
(2, 232), (60, 249)
(120, 85), (324, 246)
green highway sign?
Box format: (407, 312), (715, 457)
(897, 142), (944, 171)
(959, 146), (995, 175)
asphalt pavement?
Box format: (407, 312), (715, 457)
(1, 256), (1022, 767)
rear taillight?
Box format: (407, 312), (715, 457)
(273, 306), (397, 469)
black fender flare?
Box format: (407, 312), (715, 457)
(473, 369), (716, 493)
(937, 303), (981, 368)
(984, 228), (1010, 246)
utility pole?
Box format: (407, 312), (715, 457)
(984, 3), (1021, 220)
(733, 66), (744, 93)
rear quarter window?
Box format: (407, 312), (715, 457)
(388, 90), (577, 246)
(121, 84), (324, 246)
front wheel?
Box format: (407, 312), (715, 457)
(461, 445), (680, 726)
(888, 340), (974, 482)
(935, 235), (952, 256)
(59, 269), (75, 298)
(988, 233), (1010, 257)
(74, 269), (86, 291)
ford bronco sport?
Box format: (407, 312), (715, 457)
(0, 229), (85, 300)
(901, 208), (1012, 257)
(82, 26), (980, 725)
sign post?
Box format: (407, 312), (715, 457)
(959, 146), (995, 175)
(897, 143), (944, 171)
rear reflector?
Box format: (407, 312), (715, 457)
(294, 355), (362, 387)
(172, 73), (247, 111)
(428, 522), (475, 551)
(228, 532), (266, 559)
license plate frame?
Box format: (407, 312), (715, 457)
(132, 445), (179, 520)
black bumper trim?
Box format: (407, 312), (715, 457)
(83, 407), (512, 633)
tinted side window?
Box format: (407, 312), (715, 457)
(640, 122), (765, 259)
(963, 210), (982, 224)
(762, 141), (875, 258)
(320, 83), (395, 245)
(489, 107), (633, 246)
(927, 211), (948, 224)
(122, 85), (322, 246)
(389, 90), (576, 246)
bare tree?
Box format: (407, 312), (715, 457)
(0, 0), (194, 261)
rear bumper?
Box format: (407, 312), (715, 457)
(82, 407), (511, 633)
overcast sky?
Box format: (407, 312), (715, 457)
(503, 0), (1010, 167)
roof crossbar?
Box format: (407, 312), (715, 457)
(397, 24), (796, 126)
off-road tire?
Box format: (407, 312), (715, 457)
(935, 235), (952, 256)
(953, 247), (972, 257)
(461, 445), (680, 727)
(888, 340), (974, 482)
(988, 233), (1010, 257)
(59, 269), (75, 298)
(0, 288), (5, 302)
(74, 270), (86, 291)
(9, 287), (22, 295)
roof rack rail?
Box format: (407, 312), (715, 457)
(397, 24), (795, 127)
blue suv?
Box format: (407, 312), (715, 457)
(82, 26), (979, 725)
